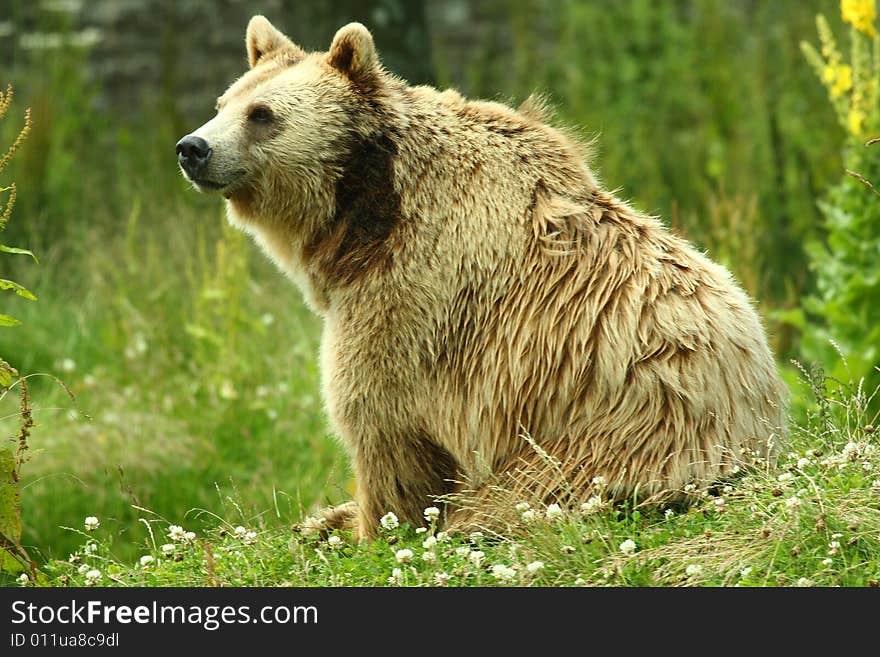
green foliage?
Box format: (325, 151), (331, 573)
(0, 379), (37, 581)
(0, 83), (40, 580)
(799, 8), (880, 401)
(0, 85), (35, 385)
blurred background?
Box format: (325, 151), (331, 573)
(0, 0), (877, 561)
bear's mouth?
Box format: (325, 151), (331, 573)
(189, 170), (248, 195)
(192, 178), (227, 191)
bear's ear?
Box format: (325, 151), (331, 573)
(328, 23), (378, 81)
(246, 15), (304, 68)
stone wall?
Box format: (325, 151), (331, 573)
(3, 0), (441, 126)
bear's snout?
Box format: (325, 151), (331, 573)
(176, 134), (212, 181)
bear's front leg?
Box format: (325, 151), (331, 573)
(352, 431), (460, 539)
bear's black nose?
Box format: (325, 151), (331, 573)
(176, 135), (212, 178)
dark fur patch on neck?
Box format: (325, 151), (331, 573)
(304, 131), (402, 286)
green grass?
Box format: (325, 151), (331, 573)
(0, 195), (349, 565)
(20, 401), (880, 587)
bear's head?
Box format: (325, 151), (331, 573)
(176, 16), (399, 258)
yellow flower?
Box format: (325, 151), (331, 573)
(831, 64), (853, 97)
(848, 107), (866, 135)
(841, 0), (877, 38)
(823, 64), (837, 84)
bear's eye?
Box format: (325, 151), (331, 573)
(248, 105), (274, 123)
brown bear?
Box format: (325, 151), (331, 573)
(176, 16), (787, 538)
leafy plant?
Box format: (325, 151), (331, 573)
(0, 85), (35, 386)
(0, 84), (40, 581)
(798, 1), (880, 402)
(0, 378), (37, 581)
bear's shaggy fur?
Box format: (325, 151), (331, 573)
(179, 17), (787, 538)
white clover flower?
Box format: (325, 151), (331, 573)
(380, 512), (399, 531)
(581, 496), (604, 515)
(77, 564), (89, 574)
(664, 508), (675, 520)
(514, 502), (531, 513)
(422, 536), (437, 550)
(722, 485), (734, 495)
(244, 531), (258, 545)
(139, 555), (155, 567)
(491, 564), (517, 582)
(842, 442), (860, 461)
(435, 531), (450, 543)
(592, 476), (607, 488)
(468, 550), (485, 566)
(785, 496), (802, 509)
(831, 533), (843, 540)
(423, 506), (441, 522)
(421, 551), (437, 563)
(829, 540), (841, 550)
(796, 577), (812, 587)
(327, 535), (343, 549)
(469, 531), (484, 541)
(161, 543), (175, 555)
(683, 483), (697, 493)
(415, 527), (428, 534)
(777, 472), (793, 483)
(797, 457), (811, 470)
(219, 381), (238, 400)
(574, 577), (587, 586)
(521, 509), (538, 523)
(619, 539), (637, 556)
(822, 558), (833, 566)
(685, 564), (702, 578)
(18, 573), (28, 585)
(740, 566), (753, 578)
(234, 526), (247, 537)
(434, 572), (450, 586)
(84, 569), (102, 585)
(168, 525), (186, 541)
(455, 546), (471, 557)
(84, 516), (99, 532)
(84, 541), (98, 554)
(395, 549), (414, 564)
(388, 567), (403, 585)
(59, 358), (76, 372)
(184, 531), (196, 542)
(526, 561), (545, 574)
(545, 503), (563, 521)
(714, 497), (726, 510)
